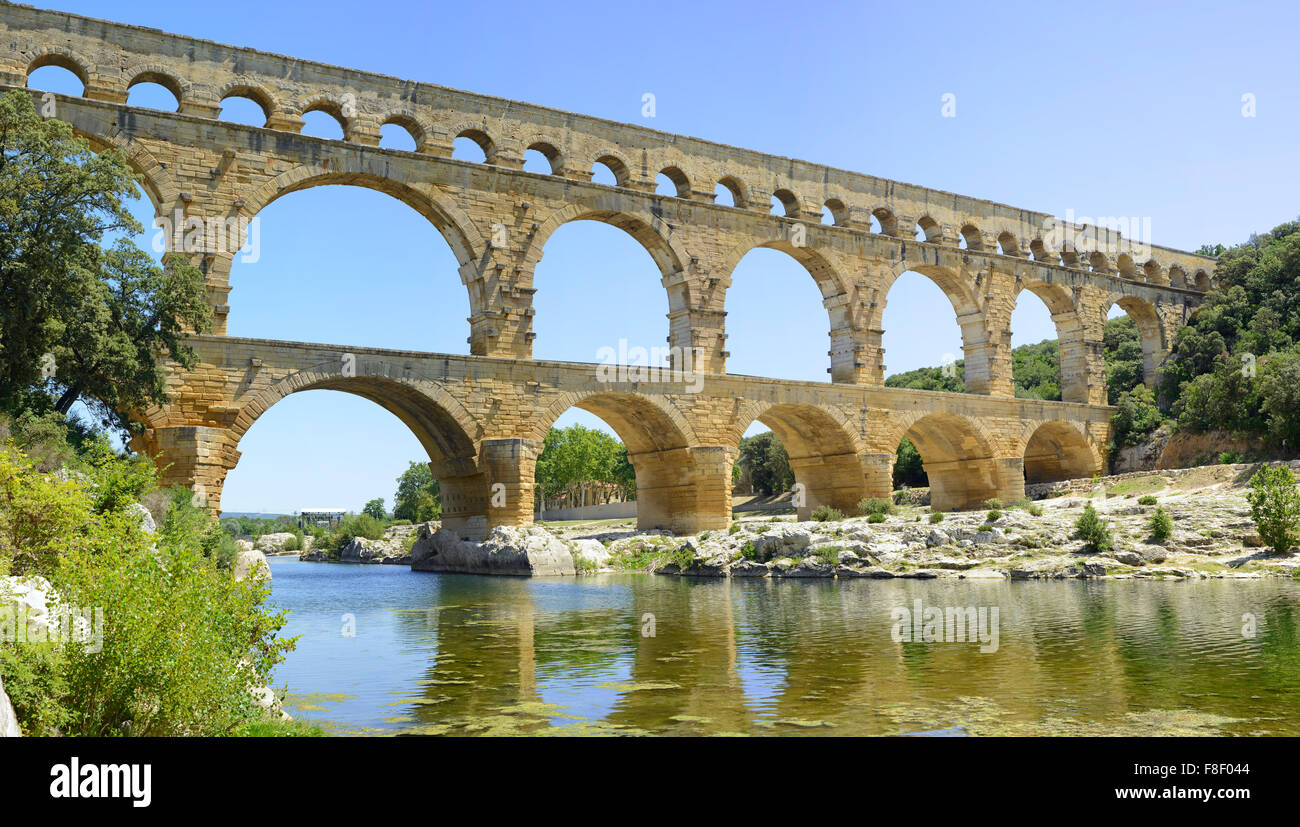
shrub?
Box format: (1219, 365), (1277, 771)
(811, 505), (844, 522)
(983, 498), (1003, 511)
(1219, 451), (1243, 465)
(1246, 465), (1300, 554)
(1026, 503), (1043, 517)
(928, 512), (945, 524)
(1074, 502), (1114, 553)
(1137, 495), (1158, 506)
(728, 521), (741, 535)
(857, 497), (892, 516)
(1149, 507), (1173, 541)
(866, 513), (886, 524)
(741, 540), (757, 560)
(986, 509), (1002, 522)
(0, 641), (70, 736)
(666, 543), (695, 570)
(813, 545), (840, 566)
(978, 523), (994, 532)
(0, 442), (295, 736)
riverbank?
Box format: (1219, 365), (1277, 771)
(292, 462), (1300, 580)
(549, 462), (1300, 580)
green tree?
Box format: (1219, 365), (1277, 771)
(534, 424), (628, 510)
(362, 497), (386, 520)
(1111, 385), (1164, 447)
(1074, 502), (1114, 553)
(1246, 464), (1300, 554)
(892, 436), (926, 488)
(393, 461), (441, 522)
(737, 431), (794, 496)
(0, 91), (211, 434)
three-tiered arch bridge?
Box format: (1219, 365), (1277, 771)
(0, 4), (1216, 535)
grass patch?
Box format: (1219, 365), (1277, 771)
(1107, 476), (1166, 498)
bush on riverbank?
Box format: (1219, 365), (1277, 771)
(1074, 503), (1115, 553)
(0, 420), (296, 736)
(1246, 464), (1300, 554)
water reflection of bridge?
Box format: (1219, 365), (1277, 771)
(393, 576), (1297, 735)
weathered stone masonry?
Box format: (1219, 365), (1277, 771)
(0, 4), (1214, 535)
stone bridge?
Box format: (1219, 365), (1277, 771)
(0, 4), (1216, 534)
(139, 335), (1113, 535)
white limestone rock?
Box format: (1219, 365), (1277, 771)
(411, 524), (576, 576)
(233, 549), (271, 581)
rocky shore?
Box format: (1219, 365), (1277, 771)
(517, 463), (1300, 580)
(289, 463), (1300, 581)
(297, 522), (432, 565)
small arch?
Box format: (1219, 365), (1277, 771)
(524, 140), (563, 175)
(590, 152), (631, 187)
(1193, 269), (1211, 291)
(1023, 421), (1100, 485)
(300, 100), (347, 140)
(872, 208), (897, 236)
(916, 216), (940, 242)
(997, 231), (1022, 257)
(1089, 251), (1113, 273)
(453, 128), (494, 163)
(1167, 265), (1187, 289)
(126, 71), (183, 111)
(218, 84), (275, 127)
(380, 115), (422, 151)
(657, 166), (691, 198)
(1142, 260), (1164, 284)
(1116, 253), (1137, 279)
(716, 176), (747, 209)
(822, 198), (847, 226)
(26, 53), (89, 93)
(1029, 239), (1058, 263)
(770, 188), (800, 217)
(959, 224), (983, 251)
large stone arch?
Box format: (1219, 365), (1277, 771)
(890, 411), (1006, 512)
(229, 360), (489, 534)
(867, 260), (988, 390)
(530, 390), (725, 533)
(732, 401), (867, 520)
(717, 239), (854, 381)
(223, 162), (486, 338)
(240, 162), (484, 265)
(1104, 294), (1166, 393)
(1021, 420), (1102, 485)
(1013, 277), (1087, 401)
(520, 199), (691, 294)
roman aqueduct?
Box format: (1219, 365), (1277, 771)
(0, 4), (1218, 535)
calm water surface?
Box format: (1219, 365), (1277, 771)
(267, 558), (1300, 736)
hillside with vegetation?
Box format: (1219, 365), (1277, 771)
(883, 219), (1300, 478)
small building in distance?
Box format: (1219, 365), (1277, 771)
(298, 508), (347, 530)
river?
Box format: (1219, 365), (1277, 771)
(266, 558), (1300, 736)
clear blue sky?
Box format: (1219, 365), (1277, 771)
(24, 0), (1300, 514)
